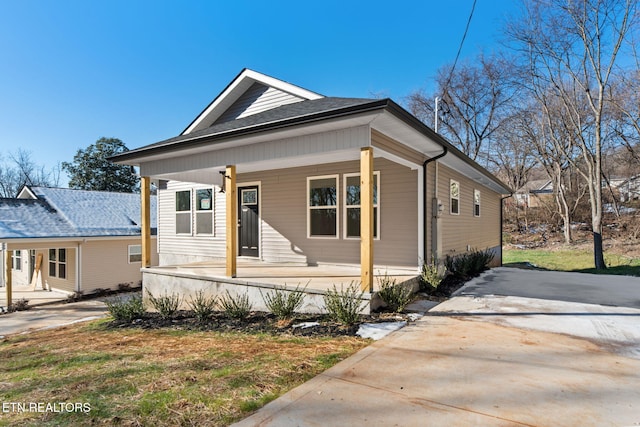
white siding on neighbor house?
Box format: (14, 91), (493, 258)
(80, 238), (159, 293)
(214, 82), (304, 124)
(158, 181), (227, 264)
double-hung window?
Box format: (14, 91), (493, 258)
(307, 175), (338, 238)
(128, 245), (142, 263)
(12, 250), (21, 271)
(474, 189), (481, 217)
(344, 172), (380, 239)
(175, 190), (192, 234)
(450, 180), (460, 215)
(48, 248), (66, 279)
(195, 188), (213, 235)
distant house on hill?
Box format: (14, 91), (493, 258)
(612, 175), (640, 202)
(514, 180), (554, 208)
(0, 186), (158, 297)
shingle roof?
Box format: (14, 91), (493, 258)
(0, 187), (157, 240)
(116, 97), (383, 159)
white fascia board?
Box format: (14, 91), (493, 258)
(183, 69), (324, 135)
(17, 186), (37, 200)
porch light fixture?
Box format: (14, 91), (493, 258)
(219, 171), (231, 193)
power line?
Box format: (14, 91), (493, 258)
(443, 0), (478, 92)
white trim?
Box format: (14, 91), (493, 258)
(417, 167), (424, 263)
(307, 174), (339, 239)
(342, 171), (380, 240)
(474, 189), (481, 217)
(175, 189), (193, 235)
(450, 179), (460, 215)
(183, 69), (323, 135)
(194, 187), (215, 236)
(237, 181), (262, 259)
(17, 186), (38, 199)
(128, 244), (143, 264)
(76, 242), (81, 292)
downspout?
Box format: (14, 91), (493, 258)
(422, 147), (448, 262)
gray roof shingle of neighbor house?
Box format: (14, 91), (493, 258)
(0, 186), (157, 239)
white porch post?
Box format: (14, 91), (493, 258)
(226, 165), (237, 278)
(141, 176), (152, 268)
(360, 147), (374, 292)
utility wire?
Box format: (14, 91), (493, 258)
(443, 0), (478, 92)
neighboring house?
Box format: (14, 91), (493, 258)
(612, 175), (640, 202)
(514, 180), (554, 208)
(111, 69), (510, 307)
(0, 186), (158, 295)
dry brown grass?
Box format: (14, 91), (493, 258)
(0, 321), (368, 426)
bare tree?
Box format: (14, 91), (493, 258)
(0, 149), (59, 197)
(407, 53), (518, 162)
(506, 0), (637, 269)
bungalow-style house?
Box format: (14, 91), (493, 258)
(111, 69), (510, 312)
(0, 186), (158, 303)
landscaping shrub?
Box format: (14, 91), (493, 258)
(220, 290), (253, 319)
(376, 272), (413, 313)
(261, 284), (306, 320)
(147, 291), (182, 319)
(420, 258), (447, 292)
(323, 282), (366, 325)
(444, 248), (494, 279)
(105, 295), (145, 322)
(187, 290), (218, 322)
(8, 298), (30, 312)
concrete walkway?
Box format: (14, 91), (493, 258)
(233, 269), (640, 426)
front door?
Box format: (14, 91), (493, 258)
(238, 186), (259, 257)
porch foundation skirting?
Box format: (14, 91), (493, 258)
(141, 264), (422, 315)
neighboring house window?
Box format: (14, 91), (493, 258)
(195, 188), (213, 235)
(474, 189), (481, 217)
(308, 175), (339, 238)
(128, 245), (142, 263)
(176, 190), (192, 234)
(12, 250), (21, 271)
(344, 172), (380, 239)
(450, 180), (460, 215)
(49, 248), (66, 279)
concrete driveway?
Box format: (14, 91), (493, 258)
(234, 268), (640, 426)
(458, 266), (640, 308)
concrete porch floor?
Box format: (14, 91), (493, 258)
(142, 260), (421, 314)
(0, 285), (69, 311)
(145, 259), (420, 293)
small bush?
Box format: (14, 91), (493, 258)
(8, 298), (30, 312)
(147, 291), (182, 319)
(420, 258), (447, 291)
(92, 288), (110, 297)
(261, 284), (306, 320)
(376, 272), (413, 313)
(323, 282), (366, 325)
(118, 283), (132, 292)
(220, 290), (253, 319)
(445, 248), (494, 279)
(66, 291), (83, 303)
(187, 290), (218, 322)
(105, 295), (145, 322)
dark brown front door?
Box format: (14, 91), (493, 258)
(238, 186), (259, 257)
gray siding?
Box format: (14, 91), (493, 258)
(214, 83), (304, 124)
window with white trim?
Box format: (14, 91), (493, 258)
(175, 190), (192, 234)
(12, 250), (21, 271)
(474, 189), (481, 217)
(195, 188), (214, 235)
(344, 172), (380, 239)
(307, 175), (338, 238)
(128, 245), (142, 263)
(48, 248), (66, 279)
(450, 180), (460, 215)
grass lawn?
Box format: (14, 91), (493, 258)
(503, 248), (640, 276)
(0, 320), (368, 426)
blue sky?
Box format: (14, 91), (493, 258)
(0, 0), (518, 185)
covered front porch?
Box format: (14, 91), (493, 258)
(142, 260), (420, 314)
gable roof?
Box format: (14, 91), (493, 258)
(111, 69), (511, 195)
(0, 186), (157, 240)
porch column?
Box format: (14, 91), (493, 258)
(360, 147), (374, 292)
(5, 249), (12, 308)
(141, 176), (152, 268)
(225, 165), (237, 277)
